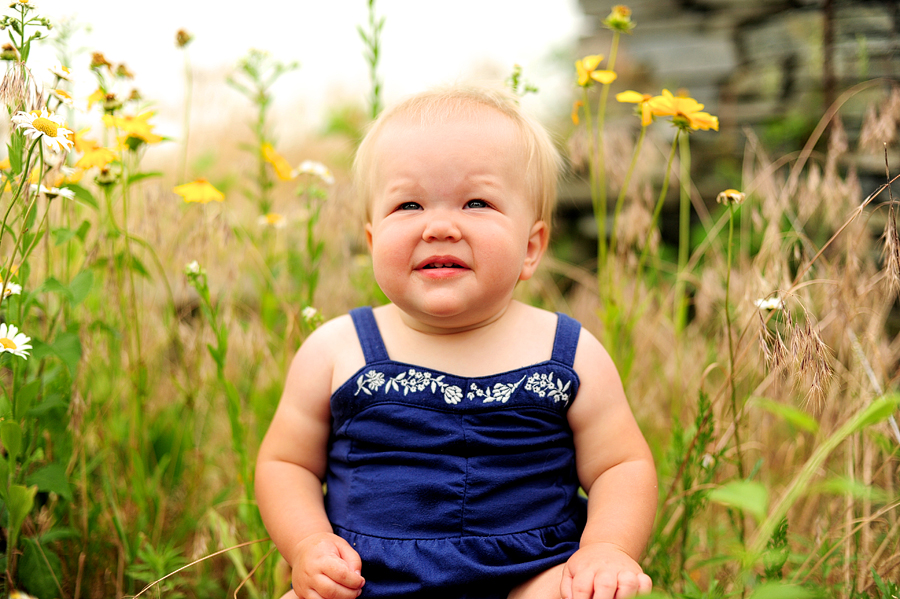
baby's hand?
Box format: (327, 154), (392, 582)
(561, 542), (651, 599)
(290, 532), (364, 599)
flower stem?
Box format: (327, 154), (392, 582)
(637, 131), (680, 282)
(610, 124), (647, 255)
(724, 202), (746, 543)
(674, 132), (691, 332)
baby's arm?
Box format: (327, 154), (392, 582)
(255, 320), (365, 599)
(563, 329), (658, 599)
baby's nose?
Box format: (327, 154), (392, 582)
(422, 214), (461, 241)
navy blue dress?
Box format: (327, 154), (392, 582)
(325, 307), (586, 598)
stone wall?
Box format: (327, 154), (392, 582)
(578, 0), (899, 135)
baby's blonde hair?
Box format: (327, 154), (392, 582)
(353, 84), (562, 231)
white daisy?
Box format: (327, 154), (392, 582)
(294, 160), (334, 185)
(0, 280), (22, 297)
(12, 109), (74, 153)
(754, 297), (784, 311)
(50, 88), (74, 107)
(301, 306), (318, 322)
(0, 323), (32, 359)
(30, 184), (75, 200)
(49, 62), (73, 81)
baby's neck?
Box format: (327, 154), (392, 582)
(375, 302), (558, 378)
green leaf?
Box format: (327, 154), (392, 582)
(69, 269), (93, 306)
(0, 457), (9, 498)
(749, 582), (818, 599)
(751, 397), (818, 433)
(6, 484), (36, 550)
(51, 227), (79, 246)
(853, 394), (900, 431)
(26, 463), (72, 501)
(0, 419), (23, 464)
(14, 379), (41, 419)
(49, 332), (82, 375)
(127, 171), (162, 185)
(813, 476), (890, 503)
(20, 537), (64, 599)
(708, 480), (769, 521)
(37, 277), (74, 301)
(67, 183), (99, 209)
(8, 130), (24, 174)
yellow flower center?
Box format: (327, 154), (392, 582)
(32, 117), (60, 138)
(0, 337), (16, 350)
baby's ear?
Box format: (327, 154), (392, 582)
(365, 222), (374, 251)
(519, 220), (549, 281)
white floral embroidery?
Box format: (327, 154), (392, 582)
(355, 368), (464, 404)
(354, 368), (573, 405)
(355, 370), (386, 395)
(524, 372), (572, 404)
(467, 375), (527, 404)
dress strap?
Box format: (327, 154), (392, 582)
(551, 313), (582, 367)
(349, 306), (390, 364)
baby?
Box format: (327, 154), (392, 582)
(255, 85), (657, 599)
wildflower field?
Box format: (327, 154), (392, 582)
(0, 2), (899, 598)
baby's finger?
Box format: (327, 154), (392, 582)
(560, 565), (574, 599)
(334, 536), (364, 577)
(589, 571), (618, 599)
(613, 571), (640, 598)
(310, 571), (362, 599)
(636, 573), (653, 594)
(320, 555), (364, 591)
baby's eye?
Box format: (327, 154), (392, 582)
(397, 201), (422, 211)
(465, 199), (489, 209)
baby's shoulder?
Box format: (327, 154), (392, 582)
(297, 313), (366, 392)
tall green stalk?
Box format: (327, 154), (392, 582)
(674, 132), (691, 332)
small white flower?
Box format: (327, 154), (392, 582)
(1, 280), (22, 297)
(301, 306), (318, 322)
(12, 109), (74, 153)
(754, 297), (784, 311)
(294, 160), (334, 185)
(50, 88), (75, 107)
(0, 323), (32, 359)
(184, 260), (201, 275)
(49, 62), (73, 81)
(31, 184), (74, 199)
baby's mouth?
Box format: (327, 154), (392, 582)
(422, 262), (464, 269)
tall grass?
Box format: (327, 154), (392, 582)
(0, 3), (897, 599)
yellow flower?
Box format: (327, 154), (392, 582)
(258, 212), (286, 228)
(616, 90), (654, 126)
(261, 143), (295, 181)
(647, 89), (718, 132)
(103, 111), (164, 146)
(0, 157), (9, 170)
(87, 88), (105, 110)
(72, 128), (99, 154)
(174, 178), (224, 204)
(76, 146), (117, 170)
(576, 55), (617, 88)
(571, 100), (583, 125)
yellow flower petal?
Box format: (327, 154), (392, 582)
(616, 90), (650, 104)
(261, 143), (295, 181)
(75, 147), (117, 169)
(590, 70), (617, 85)
(173, 178), (224, 204)
(571, 100), (583, 125)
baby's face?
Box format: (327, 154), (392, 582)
(365, 107), (547, 331)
